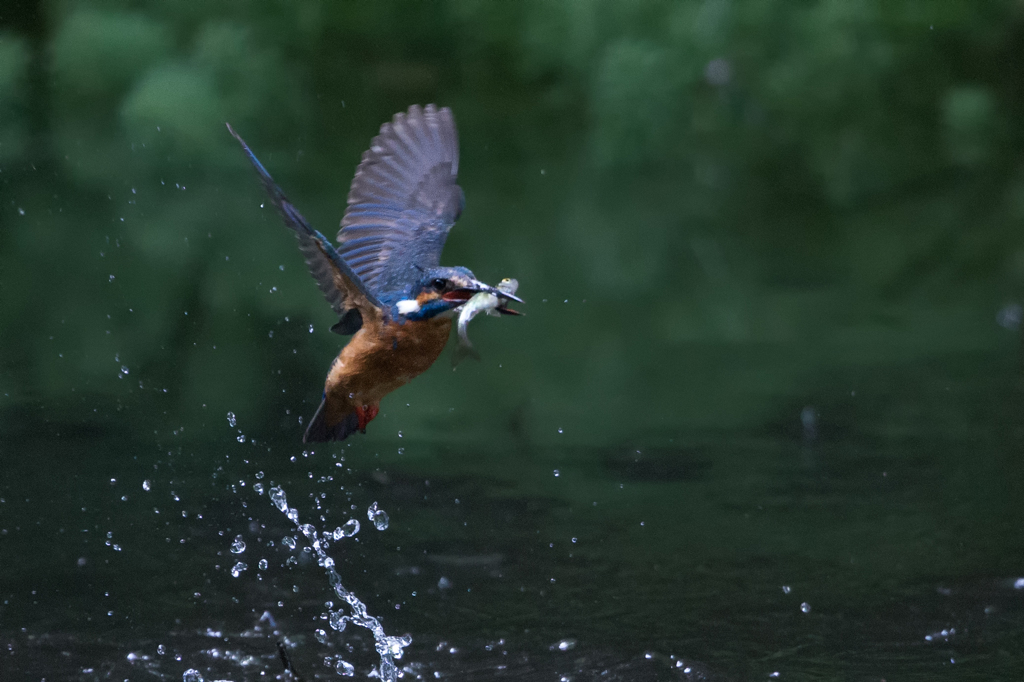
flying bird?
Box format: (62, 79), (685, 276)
(228, 105), (521, 442)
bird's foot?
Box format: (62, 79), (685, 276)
(355, 403), (380, 433)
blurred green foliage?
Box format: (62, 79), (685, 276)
(1, 0), (1022, 446)
(0, 33), (30, 169)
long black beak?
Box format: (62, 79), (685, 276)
(486, 285), (523, 304)
(444, 282), (524, 305)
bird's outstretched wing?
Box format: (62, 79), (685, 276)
(227, 124), (383, 333)
(338, 104), (464, 299)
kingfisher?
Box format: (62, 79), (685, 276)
(228, 105), (522, 442)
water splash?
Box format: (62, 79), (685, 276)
(230, 535), (246, 554)
(332, 657), (356, 676)
(367, 502), (389, 531)
(270, 487), (288, 512)
(267, 486), (410, 681)
(332, 519), (360, 539)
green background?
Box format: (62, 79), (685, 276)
(3, 1), (1022, 445)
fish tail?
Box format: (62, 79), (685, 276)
(451, 342), (482, 369)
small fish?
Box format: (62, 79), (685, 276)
(452, 278), (520, 368)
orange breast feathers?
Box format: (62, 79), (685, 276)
(323, 315), (453, 411)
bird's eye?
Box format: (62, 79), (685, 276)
(431, 278), (447, 291)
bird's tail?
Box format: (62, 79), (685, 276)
(303, 397), (360, 443)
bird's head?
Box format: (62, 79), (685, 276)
(394, 266), (522, 321)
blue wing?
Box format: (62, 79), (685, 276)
(338, 104), (464, 299)
(227, 124), (383, 330)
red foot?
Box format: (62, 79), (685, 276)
(355, 403), (381, 433)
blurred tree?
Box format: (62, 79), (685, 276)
(0, 0), (1021, 445)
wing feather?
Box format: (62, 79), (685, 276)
(338, 104), (464, 297)
(227, 123), (383, 329)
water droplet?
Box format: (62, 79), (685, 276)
(553, 469), (560, 477)
(226, 412), (237, 428)
(782, 585), (792, 594)
(335, 658), (355, 676)
(236, 434), (246, 443)
(800, 602), (811, 613)
(142, 480), (151, 492)
(282, 535), (296, 550)
(253, 483), (264, 495)
(230, 535), (246, 554)
(183, 670), (204, 682)
(315, 628), (327, 643)
(258, 559), (268, 570)
(308, 324), (314, 333)
(556, 638), (576, 651)
(230, 562), (248, 577)
(557, 428), (563, 434)
(109, 274), (115, 282)
(269, 485), (289, 512)
(329, 611), (348, 631)
(367, 502), (389, 531)
(157, 644), (166, 655)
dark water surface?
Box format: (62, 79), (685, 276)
(3, 354), (1024, 681)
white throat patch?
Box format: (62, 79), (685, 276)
(396, 299), (421, 315)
